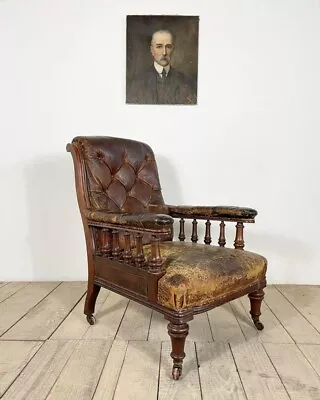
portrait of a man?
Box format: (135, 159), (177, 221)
(126, 15), (199, 105)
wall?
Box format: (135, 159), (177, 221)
(0, 0), (319, 282)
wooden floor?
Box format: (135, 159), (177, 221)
(1, 283), (320, 399)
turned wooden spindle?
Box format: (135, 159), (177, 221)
(218, 221), (226, 247)
(148, 237), (163, 273)
(234, 222), (245, 250)
(191, 219), (198, 243)
(204, 220), (212, 245)
(178, 218), (185, 241)
(123, 232), (132, 263)
(101, 228), (112, 257)
(112, 230), (121, 259)
(135, 233), (145, 267)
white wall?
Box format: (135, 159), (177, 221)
(0, 0), (319, 282)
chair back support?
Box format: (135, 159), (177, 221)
(70, 136), (165, 213)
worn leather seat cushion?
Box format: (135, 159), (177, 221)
(144, 242), (267, 310)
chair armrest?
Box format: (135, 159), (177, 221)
(84, 210), (174, 233)
(165, 205), (257, 222)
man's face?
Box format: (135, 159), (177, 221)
(150, 31), (173, 67)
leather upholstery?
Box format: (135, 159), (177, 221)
(72, 136), (165, 213)
(85, 210), (173, 232)
(144, 242), (267, 310)
(167, 205), (257, 220)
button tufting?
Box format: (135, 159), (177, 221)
(78, 137), (165, 213)
(96, 151), (104, 159)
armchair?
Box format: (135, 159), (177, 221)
(66, 136), (267, 380)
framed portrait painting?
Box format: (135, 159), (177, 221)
(126, 15), (199, 105)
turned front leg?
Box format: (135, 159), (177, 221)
(167, 321), (189, 380)
(248, 289), (265, 330)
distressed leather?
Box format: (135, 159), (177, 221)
(144, 242), (267, 310)
(72, 136), (165, 213)
(85, 210), (174, 232)
(167, 205), (257, 220)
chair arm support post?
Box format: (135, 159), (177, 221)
(204, 220), (212, 245)
(148, 236), (164, 274)
(234, 222), (245, 250)
(112, 230), (121, 259)
(123, 232), (133, 263)
(101, 228), (112, 257)
(178, 218), (185, 242)
(191, 219), (198, 243)
(135, 233), (146, 268)
(218, 221), (226, 247)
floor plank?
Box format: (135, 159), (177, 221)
(230, 341), (290, 400)
(277, 285), (320, 334)
(148, 311), (168, 341)
(188, 313), (213, 341)
(2, 282), (86, 340)
(2, 339), (78, 400)
(0, 282), (29, 303)
(113, 341), (161, 400)
(0, 282), (60, 337)
(207, 302), (245, 343)
(299, 344), (320, 376)
(264, 343), (320, 399)
(263, 286), (320, 344)
(116, 301), (152, 341)
(93, 340), (128, 400)
(51, 288), (109, 340)
(1, 283), (320, 399)
(158, 341), (201, 400)
(0, 341), (42, 398)
(197, 342), (247, 399)
(46, 340), (112, 400)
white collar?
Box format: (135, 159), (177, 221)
(154, 61), (170, 75)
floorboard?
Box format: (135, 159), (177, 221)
(264, 343), (320, 399)
(0, 283), (320, 399)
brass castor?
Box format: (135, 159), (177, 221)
(254, 321), (264, 331)
(86, 314), (96, 325)
(172, 367), (182, 380)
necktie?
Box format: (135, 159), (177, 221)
(162, 68), (167, 79)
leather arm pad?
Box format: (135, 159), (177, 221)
(84, 210), (174, 232)
(165, 205), (258, 222)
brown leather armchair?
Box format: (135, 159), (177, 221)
(66, 136), (267, 380)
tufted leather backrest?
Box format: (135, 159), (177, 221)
(71, 136), (165, 213)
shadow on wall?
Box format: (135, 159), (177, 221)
(24, 152), (185, 280)
(24, 154), (87, 281)
(153, 154), (186, 240)
(156, 154), (184, 205)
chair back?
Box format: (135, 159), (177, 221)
(68, 136), (165, 213)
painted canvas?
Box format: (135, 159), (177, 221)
(126, 15), (199, 105)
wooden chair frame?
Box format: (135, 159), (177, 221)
(67, 138), (266, 380)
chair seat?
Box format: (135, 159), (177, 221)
(144, 242), (267, 310)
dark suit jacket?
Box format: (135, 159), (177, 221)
(126, 66), (197, 105)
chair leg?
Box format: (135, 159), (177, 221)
(84, 283), (101, 325)
(248, 289), (265, 330)
(167, 321), (189, 380)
